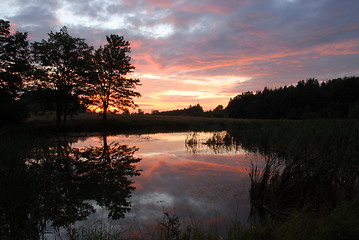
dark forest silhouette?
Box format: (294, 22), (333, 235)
(226, 77), (359, 119)
(153, 103), (205, 116)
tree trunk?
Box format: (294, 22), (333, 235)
(102, 103), (108, 121)
(63, 107), (67, 129)
(63, 99), (68, 129)
(102, 135), (110, 163)
(56, 101), (62, 129)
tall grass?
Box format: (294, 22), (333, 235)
(46, 198), (359, 240)
(229, 119), (359, 239)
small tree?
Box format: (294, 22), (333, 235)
(186, 104), (204, 116)
(212, 104), (225, 118)
(88, 35), (140, 121)
(32, 27), (92, 128)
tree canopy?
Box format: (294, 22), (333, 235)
(0, 19), (31, 124)
(86, 34), (140, 121)
(31, 26), (93, 128)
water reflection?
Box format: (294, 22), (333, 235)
(57, 131), (257, 239)
(185, 131), (239, 154)
(0, 134), (141, 239)
(2, 130), (277, 239)
(107, 132), (257, 238)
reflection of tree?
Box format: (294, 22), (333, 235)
(0, 131), (43, 239)
(185, 131), (237, 154)
(72, 135), (141, 219)
(0, 133), (141, 239)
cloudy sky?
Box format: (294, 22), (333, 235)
(1, 0), (359, 112)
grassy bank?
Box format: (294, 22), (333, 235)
(23, 112), (245, 134)
(19, 112), (359, 136)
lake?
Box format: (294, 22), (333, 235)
(1, 120), (358, 239)
(39, 131), (265, 239)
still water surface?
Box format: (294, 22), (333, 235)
(47, 131), (265, 239)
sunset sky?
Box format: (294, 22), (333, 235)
(1, 0), (359, 112)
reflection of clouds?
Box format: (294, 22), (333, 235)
(69, 132), (262, 236)
(130, 151), (254, 233)
(138, 192), (175, 206)
(190, 181), (247, 203)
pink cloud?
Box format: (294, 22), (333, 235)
(316, 40), (359, 56)
(144, 0), (173, 9)
(176, 0), (246, 15)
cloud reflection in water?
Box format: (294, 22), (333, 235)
(73, 131), (264, 237)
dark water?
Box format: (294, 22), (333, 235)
(0, 131), (265, 239)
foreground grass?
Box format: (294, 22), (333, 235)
(56, 198), (359, 240)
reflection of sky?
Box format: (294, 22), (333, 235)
(65, 132), (264, 238)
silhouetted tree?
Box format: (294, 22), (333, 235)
(20, 88), (86, 115)
(156, 104), (204, 116)
(86, 35), (140, 121)
(31, 27), (92, 128)
(211, 105), (226, 118)
(0, 19), (31, 124)
(137, 108), (144, 115)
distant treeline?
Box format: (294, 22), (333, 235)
(226, 76), (359, 119)
(152, 104), (226, 118)
(153, 77), (359, 119)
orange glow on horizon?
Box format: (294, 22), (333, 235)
(87, 105), (122, 114)
(130, 38), (359, 113)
